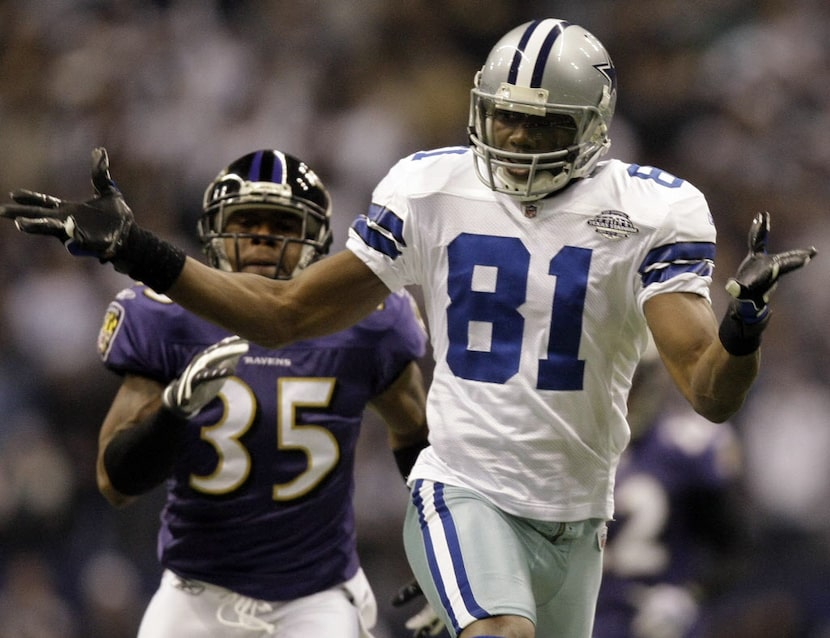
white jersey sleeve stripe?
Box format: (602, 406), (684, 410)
(350, 204), (405, 259)
(639, 241), (715, 287)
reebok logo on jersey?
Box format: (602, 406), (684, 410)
(588, 210), (640, 239)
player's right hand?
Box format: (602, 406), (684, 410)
(0, 147), (134, 261)
(163, 336), (249, 418)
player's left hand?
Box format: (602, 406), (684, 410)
(0, 147), (134, 260)
(392, 579), (446, 637)
(163, 336), (249, 418)
(725, 211), (816, 322)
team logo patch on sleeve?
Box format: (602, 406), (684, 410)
(97, 302), (125, 360)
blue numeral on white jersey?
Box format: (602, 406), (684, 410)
(446, 234), (590, 390)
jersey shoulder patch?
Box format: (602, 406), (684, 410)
(97, 301), (125, 360)
(97, 286), (176, 361)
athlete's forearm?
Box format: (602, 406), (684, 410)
(103, 407), (187, 497)
(646, 292), (759, 423)
(167, 258), (298, 348)
(689, 342), (759, 423)
(167, 251), (391, 349)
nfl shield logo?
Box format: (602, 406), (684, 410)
(523, 204), (538, 218)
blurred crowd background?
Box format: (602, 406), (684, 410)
(0, 1), (828, 636)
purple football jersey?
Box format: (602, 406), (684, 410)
(593, 410), (742, 638)
(98, 285), (426, 600)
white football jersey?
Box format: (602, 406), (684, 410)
(346, 147), (716, 521)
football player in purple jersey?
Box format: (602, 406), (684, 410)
(92, 149), (429, 637)
(594, 346), (747, 638)
(0, 18), (816, 638)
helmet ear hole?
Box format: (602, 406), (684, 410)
(199, 150), (333, 279)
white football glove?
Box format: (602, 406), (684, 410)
(392, 579), (446, 637)
(630, 583), (699, 638)
(162, 336), (249, 418)
(405, 603), (444, 637)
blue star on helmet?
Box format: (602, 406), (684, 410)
(594, 62), (617, 91)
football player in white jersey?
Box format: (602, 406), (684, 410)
(0, 17), (816, 638)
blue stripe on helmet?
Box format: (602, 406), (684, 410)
(508, 19), (570, 87)
(249, 150), (264, 181)
(531, 22), (567, 87)
(507, 19), (540, 84)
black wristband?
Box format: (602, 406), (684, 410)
(114, 225), (187, 293)
(393, 439), (429, 481)
(103, 408), (187, 496)
(718, 302), (769, 356)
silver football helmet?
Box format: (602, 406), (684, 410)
(469, 18), (617, 200)
(199, 149), (332, 279)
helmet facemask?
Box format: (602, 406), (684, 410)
(470, 77), (614, 201)
(198, 152), (332, 280)
(204, 204), (328, 280)
(468, 19), (617, 201)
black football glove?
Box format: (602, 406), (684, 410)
(1, 147), (186, 292)
(392, 579), (446, 638)
(163, 336), (249, 418)
(0, 147), (134, 261)
(719, 211), (816, 355)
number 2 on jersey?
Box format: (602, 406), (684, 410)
(447, 233), (591, 390)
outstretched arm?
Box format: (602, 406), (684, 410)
(169, 251), (391, 349)
(0, 147), (391, 348)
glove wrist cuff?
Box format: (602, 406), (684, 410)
(733, 298), (770, 324)
(118, 225), (187, 293)
(718, 302), (769, 356)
